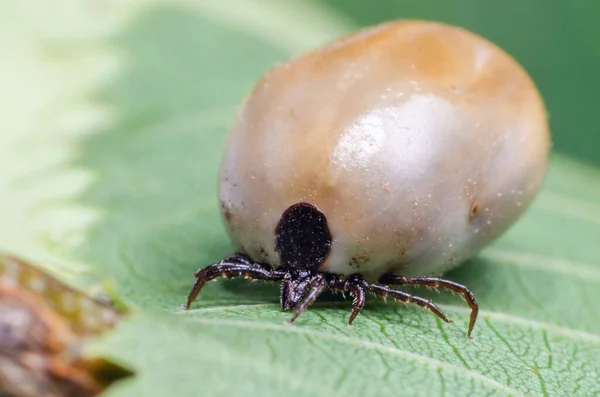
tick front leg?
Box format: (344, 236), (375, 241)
(379, 273), (479, 337)
(185, 258), (286, 309)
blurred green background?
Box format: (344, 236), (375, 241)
(324, 0), (599, 166)
(322, 0), (600, 165)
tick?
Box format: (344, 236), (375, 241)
(185, 20), (550, 337)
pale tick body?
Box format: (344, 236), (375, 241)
(185, 20), (550, 337)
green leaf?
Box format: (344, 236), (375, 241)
(1, 1), (599, 397)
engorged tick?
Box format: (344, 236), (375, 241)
(184, 20), (551, 338)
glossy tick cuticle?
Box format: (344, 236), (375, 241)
(185, 19), (550, 338)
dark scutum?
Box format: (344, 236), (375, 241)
(274, 202), (332, 271)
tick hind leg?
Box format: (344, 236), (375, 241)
(185, 253), (286, 309)
(378, 273), (479, 337)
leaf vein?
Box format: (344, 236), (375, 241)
(485, 318), (548, 397)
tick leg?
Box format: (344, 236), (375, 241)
(328, 275), (367, 326)
(379, 273), (478, 337)
(366, 282), (451, 324)
(344, 281), (365, 326)
(327, 275), (448, 327)
(186, 261), (286, 309)
(280, 274), (294, 310)
(288, 275), (326, 323)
